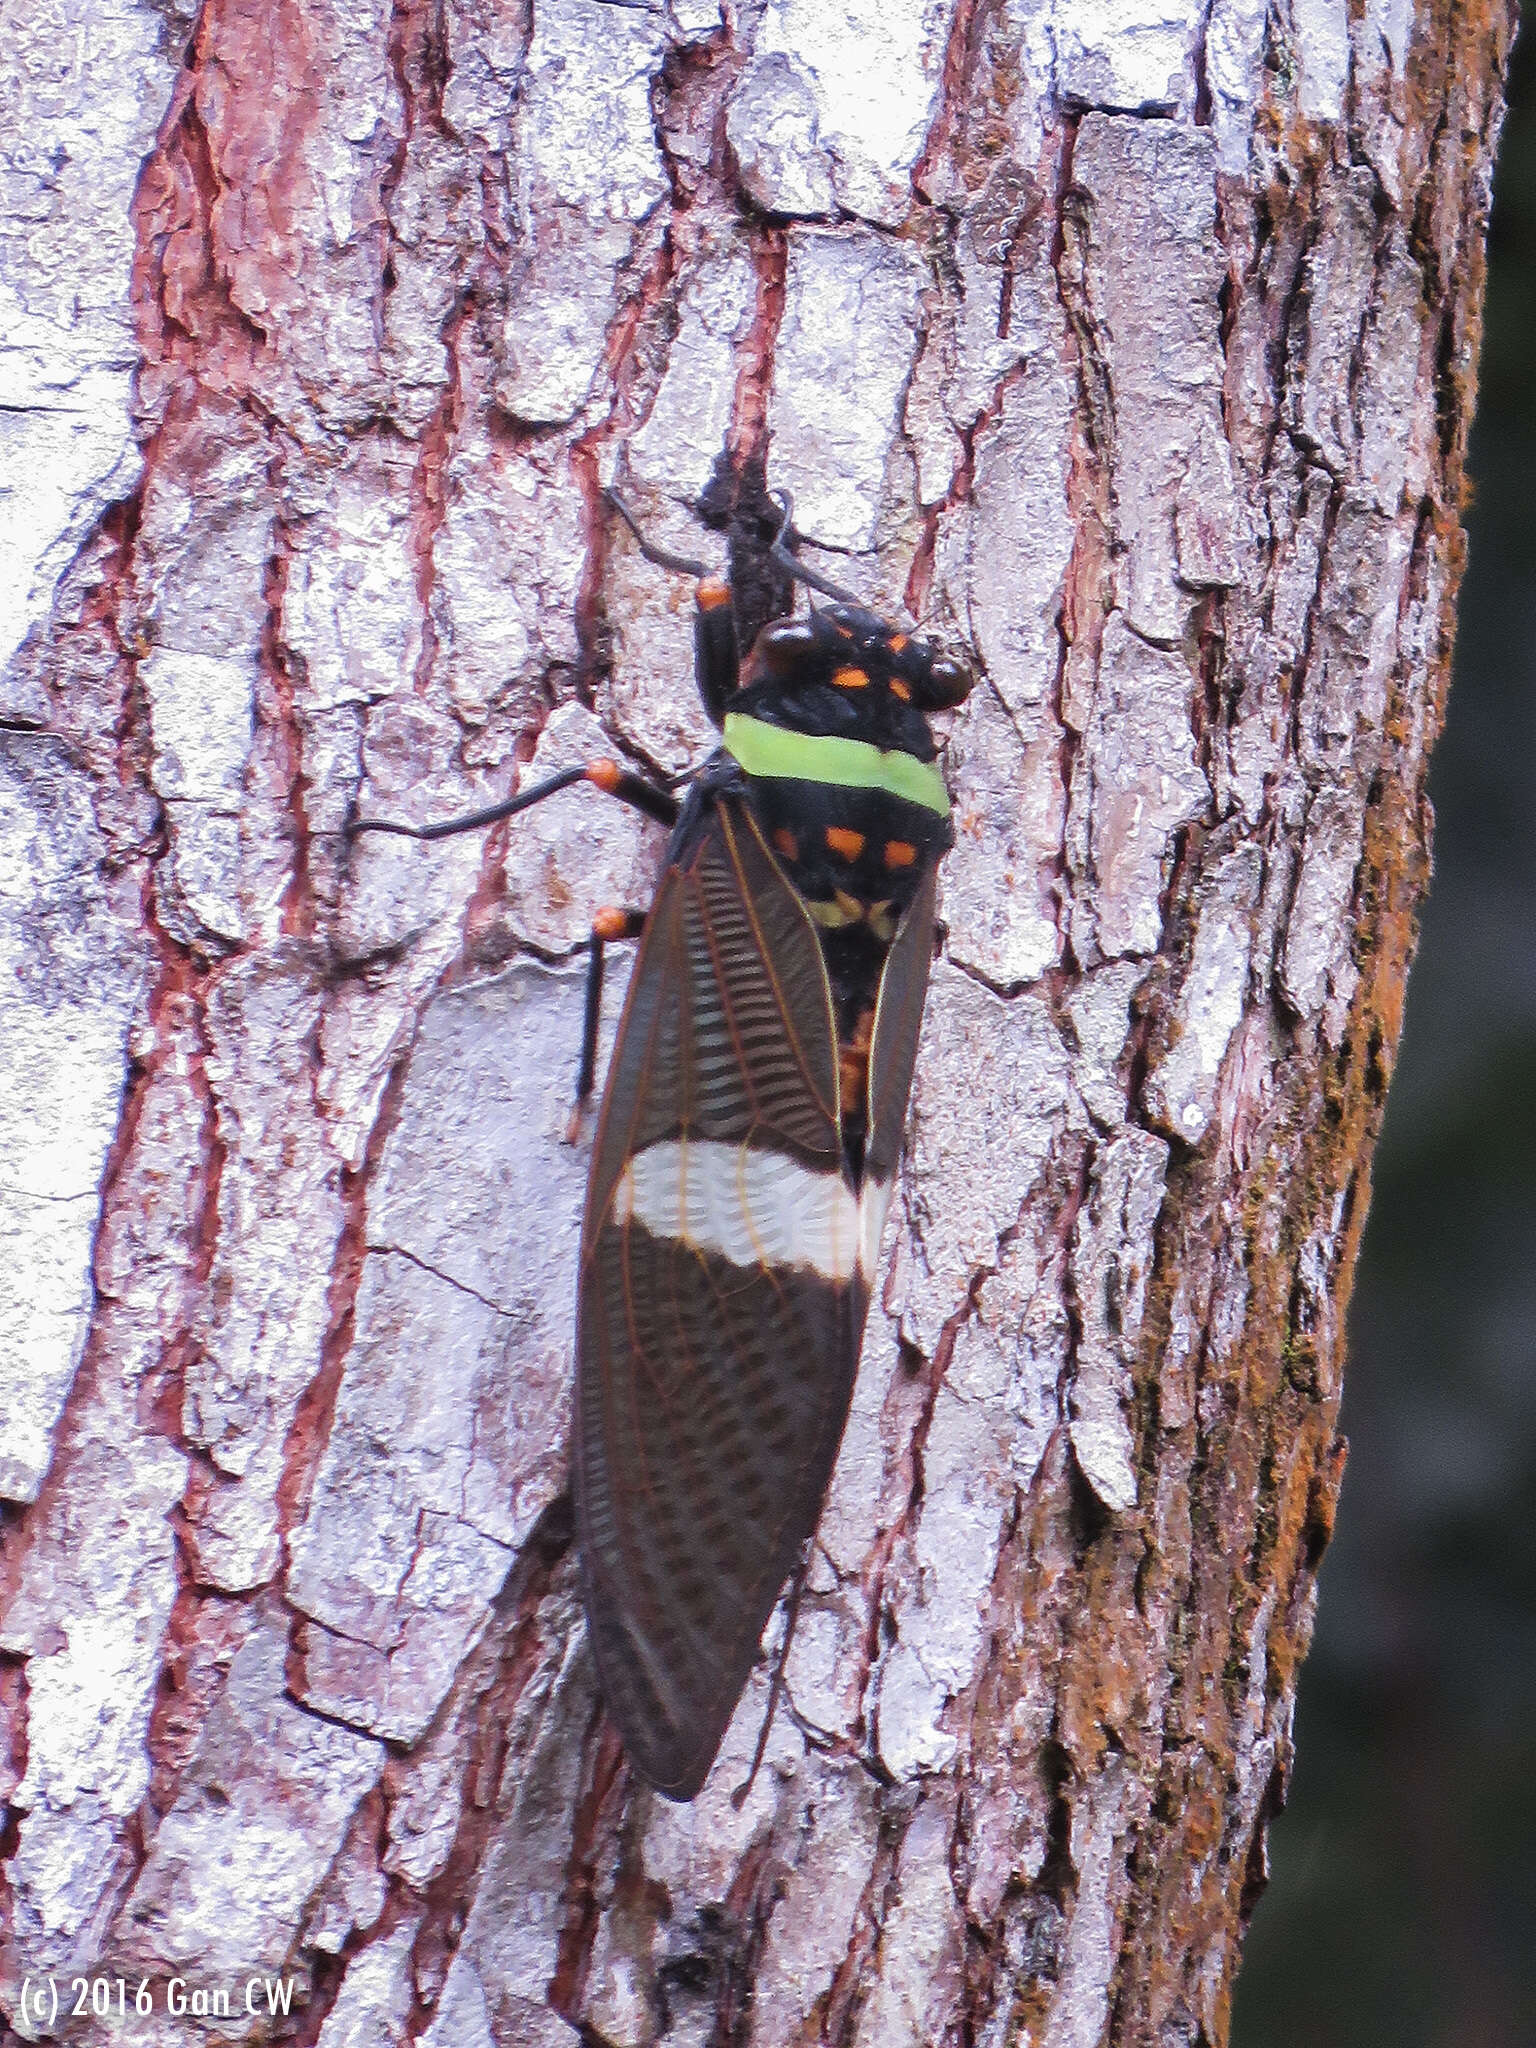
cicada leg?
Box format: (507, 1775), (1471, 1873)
(568, 904), (649, 1139)
(349, 764), (676, 1117)
(606, 488), (741, 724)
(347, 757), (680, 844)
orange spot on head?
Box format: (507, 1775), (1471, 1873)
(889, 677), (912, 702)
(587, 758), (623, 793)
(831, 665), (869, 689)
(697, 575), (731, 611)
(593, 906), (632, 941)
(888, 633), (909, 653)
(883, 839), (918, 870)
(772, 826), (799, 861)
(826, 826), (866, 861)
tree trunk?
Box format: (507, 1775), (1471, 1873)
(0, 0), (1512, 2041)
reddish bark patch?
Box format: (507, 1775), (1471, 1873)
(547, 1721), (629, 2022)
(728, 229), (788, 469)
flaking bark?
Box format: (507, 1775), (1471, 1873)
(0, 0), (1513, 2043)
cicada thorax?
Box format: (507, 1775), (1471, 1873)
(721, 603), (959, 1166)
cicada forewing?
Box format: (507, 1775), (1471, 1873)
(574, 797), (935, 1797)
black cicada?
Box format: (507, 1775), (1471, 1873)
(356, 491), (972, 1798)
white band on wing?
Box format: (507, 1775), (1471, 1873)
(611, 1139), (892, 1284)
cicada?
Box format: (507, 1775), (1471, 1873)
(356, 491), (971, 1797)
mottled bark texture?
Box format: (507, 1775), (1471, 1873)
(0, 0), (1512, 2041)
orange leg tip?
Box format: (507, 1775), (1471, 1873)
(587, 758), (624, 793)
(592, 906), (631, 940)
(697, 575), (731, 610)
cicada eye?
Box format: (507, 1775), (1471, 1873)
(753, 620), (819, 675)
(920, 654), (973, 709)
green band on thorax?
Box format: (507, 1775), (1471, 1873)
(722, 713), (951, 817)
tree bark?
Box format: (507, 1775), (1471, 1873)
(0, 0), (1513, 2042)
